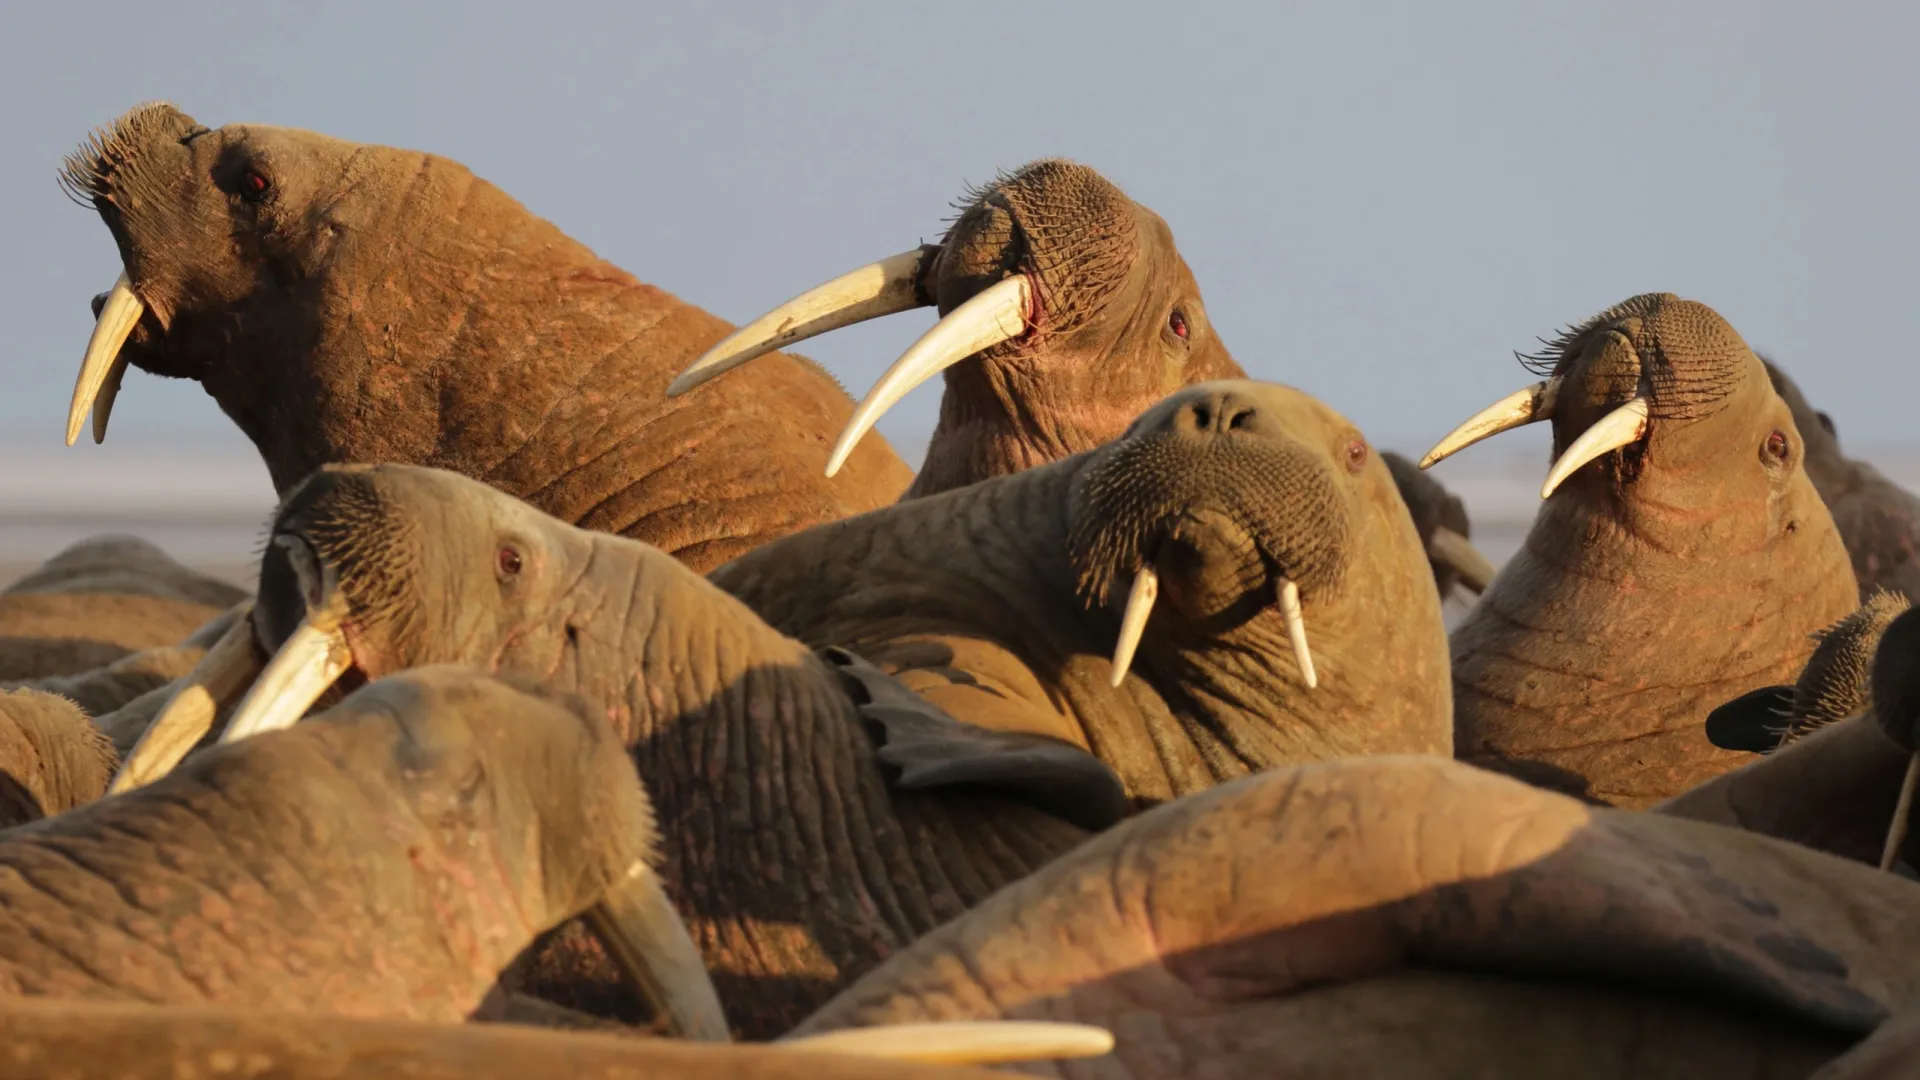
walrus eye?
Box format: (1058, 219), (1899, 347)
(1345, 439), (1369, 472)
(239, 169), (271, 202)
(1763, 430), (1790, 462)
(1168, 311), (1189, 340)
(496, 546), (524, 579)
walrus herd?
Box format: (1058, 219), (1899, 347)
(5, 100), (1920, 1078)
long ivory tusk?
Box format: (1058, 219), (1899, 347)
(1419, 377), (1561, 470)
(1108, 567), (1159, 687)
(1881, 753), (1920, 872)
(782, 1021), (1115, 1065)
(1279, 579), (1317, 690)
(67, 273), (144, 446)
(216, 598), (353, 745)
(1540, 396), (1651, 499)
(667, 247), (936, 398)
(586, 861), (732, 1042)
(108, 605), (263, 793)
(1428, 527), (1496, 594)
(824, 274), (1031, 478)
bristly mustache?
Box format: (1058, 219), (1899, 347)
(57, 100), (199, 209)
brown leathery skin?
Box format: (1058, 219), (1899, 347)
(714, 381), (1452, 809)
(1663, 603), (1920, 871)
(248, 463), (1100, 1037)
(1815, 1005), (1920, 1079)
(0, 535), (244, 682)
(796, 755), (1920, 1079)
(61, 102), (910, 573)
(0, 666), (662, 1022)
(1450, 294), (1858, 808)
(0, 689), (116, 828)
(904, 160), (1241, 499)
(1763, 356), (1920, 604)
(0, 998), (1005, 1080)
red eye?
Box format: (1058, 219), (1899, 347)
(1763, 430), (1789, 461)
(1168, 311), (1189, 340)
(239, 170), (270, 200)
(496, 547), (523, 578)
(1345, 439), (1369, 472)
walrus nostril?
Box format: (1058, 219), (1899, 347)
(1225, 404), (1255, 431)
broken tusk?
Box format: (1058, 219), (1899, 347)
(217, 597), (353, 745)
(67, 272), (144, 446)
(1108, 567), (1159, 687)
(1881, 753), (1920, 873)
(824, 273), (1031, 478)
(1279, 579), (1317, 690)
(1427, 527), (1496, 594)
(782, 1021), (1114, 1065)
(108, 603), (263, 793)
(587, 860), (732, 1042)
(1419, 377), (1560, 469)
(1540, 396), (1651, 499)
(667, 247), (936, 398)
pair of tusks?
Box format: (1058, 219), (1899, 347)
(1418, 375), (1652, 500)
(666, 247), (1032, 478)
(106, 602), (1115, 1063)
(1107, 570), (1317, 691)
(67, 272), (145, 446)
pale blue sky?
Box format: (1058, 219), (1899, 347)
(3, 1), (1916, 472)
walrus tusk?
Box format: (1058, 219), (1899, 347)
(824, 274), (1032, 478)
(667, 247), (936, 398)
(1540, 396), (1651, 499)
(1108, 567), (1159, 687)
(1881, 753), (1920, 872)
(67, 272), (144, 446)
(1279, 579), (1317, 690)
(217, 595), (353, 745)
(782, 1020), (1115, 1065)
(1419, 377), (1561, 469)
(108, 604), (263, 792)
(1427, 527), (1496, 594)
(587, 860), (733, 1042)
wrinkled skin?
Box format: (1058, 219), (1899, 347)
(1451, 294), (1857, 807)
(707, 160), (1481, 602)
(1762, 357), (1920, 604)
(1701, 590), (1910, 755)
(0, 667), (662, 1023)
(220, 463), (1110, 1036)
(894, 161), (1240, 497)
(1661, 602), (1920, 870)
(799, 755), (1920, 1079)
(0, 998), (1002, 1080)
(0, 689), (116, 828)
(6, 602), (246, 722)
(0, 535), (244, 681)
(716, 381), (1452, 808)
(62, 103), (910, 572)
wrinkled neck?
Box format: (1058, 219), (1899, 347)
(554, 550), (1081, 1036)
(907, 347), (1246, 499)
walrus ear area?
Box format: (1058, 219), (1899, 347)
(821, 647), (1126, 831)
(1704, 685), (1797, 753)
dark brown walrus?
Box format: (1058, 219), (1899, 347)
(1420, 292), (1857, 808)
(58, 103), (911, 572)
(670, 158), (1494, 600)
